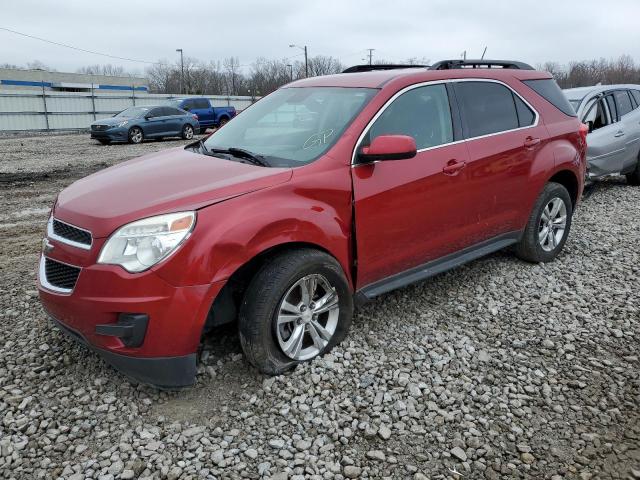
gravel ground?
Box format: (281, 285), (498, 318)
(0, 134), (639, 480)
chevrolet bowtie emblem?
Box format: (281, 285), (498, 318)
(42, 238), (54, 254)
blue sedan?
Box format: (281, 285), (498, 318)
(90, 105), (200, 145)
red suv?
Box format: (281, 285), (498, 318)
(38, 60), (586, 387)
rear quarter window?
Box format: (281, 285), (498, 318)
(614, 90), (633, 117)
(523, 79), (577, 117)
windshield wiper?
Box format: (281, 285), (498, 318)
(208, 147), (271, 167)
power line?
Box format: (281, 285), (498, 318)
(0, 26), (164, 65)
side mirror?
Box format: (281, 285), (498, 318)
(357, 135), (417, 163)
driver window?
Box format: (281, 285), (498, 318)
(367, 84), (453, 150)
(582, 98), (610, 132)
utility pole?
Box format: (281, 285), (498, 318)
(289, 44), (309, 78)
(366, 48), (375, 65)
(176, 48), (184, 94)
(481, 46), (487, 60)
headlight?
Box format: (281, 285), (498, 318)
(98, 212), (196, 273)
(115, 120), (129, 128)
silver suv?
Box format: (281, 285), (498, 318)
(564, 85), (640, 184)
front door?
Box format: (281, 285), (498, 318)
(352, 82), (474, 288)
(583, 94), (627, 176)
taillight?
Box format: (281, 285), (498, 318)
(579, 123), (589, 144)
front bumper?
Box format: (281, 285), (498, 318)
(49, 314), (197, 388)
(90, 127), (127, 141)
(38, 252), (225, 388)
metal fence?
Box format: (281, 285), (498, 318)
(0, 90), (258, 131)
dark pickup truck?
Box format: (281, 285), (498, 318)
(168, 97), (236, 133)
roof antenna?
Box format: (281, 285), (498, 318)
(480, 47), (487, 60)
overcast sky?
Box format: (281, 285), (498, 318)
(1, 0), (639, 74)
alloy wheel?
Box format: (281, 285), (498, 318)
(276, 274), (340, 361)
(130, 128), (143, 144)
(184, 125), (193, 139)
(538, 197), (567, 252)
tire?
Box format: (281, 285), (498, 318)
(238, 249), (353, 375)
(515, 182), (573, 263)
(181, 124), (194, 140)
(128, 126), (144, 144)
(218, 117), (229, 127)
(625, 156), (640, 185)
(98, 139), (111, 145)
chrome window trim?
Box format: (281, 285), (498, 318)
(47, 217), (93, 250)
(38, 255), (81, 295)
(351, 78), (541, 165)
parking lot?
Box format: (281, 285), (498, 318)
(0, 133), (638, 479)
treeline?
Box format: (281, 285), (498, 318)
(4, 54), (640, 95)
(145, 55), (345, 97)
(539, 55), (640, 88)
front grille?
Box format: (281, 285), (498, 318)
(92, 124), (109, 131)
(44, 258), (81, 291)
(53, 219), (92, 246)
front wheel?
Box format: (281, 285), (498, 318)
(128, 126), (144, 144)
(238, 249), (353, 375)
(181, 124), (194, 140)
(218, 117), (229, 128)
(515, 182), (573, 263)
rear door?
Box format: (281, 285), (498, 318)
(614, 89), (640, 172)
(453, 80), (547, 236)
(164, 107), (185, 134)
(351, 82), (473, 287)
(142, 107), (166, 137)
(582, 93), (626, 176)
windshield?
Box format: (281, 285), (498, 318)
(203, 87), (376, 167)
(115, 107), (151, 118)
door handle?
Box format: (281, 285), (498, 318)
(614, 131), (625, 137)
(524, 136), (541, 148)
(442, 160), (466, 175)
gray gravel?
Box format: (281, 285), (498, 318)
(1, 134), (639, 479)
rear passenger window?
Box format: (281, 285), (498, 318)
(194, 99), (210, 109)
(367, 83), (453, 150)
(631, 90), (640, 107)
(455, 81), (519, 138)
(614, 90), (633, 117)
(514, 95), (535, 127)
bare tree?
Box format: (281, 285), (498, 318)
(77, 64), (127, 76)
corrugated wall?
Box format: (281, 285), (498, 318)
(0, 90), (258, 131)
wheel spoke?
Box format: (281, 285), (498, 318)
(313, 290), (339, 314)
(281, 300), (300, 314)
(548, 229), (557, 248)
(538, 226), (549, 243)
(541, 207), (551, 223)
(549, 199), (562, 218)
(552, 214), (566, 226)
(308, 322), (327, 350)
(282, 324), (305, 357)
(277, 313), (300, 325)
(310, 319), (332, 342)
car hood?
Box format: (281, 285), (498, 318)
(53, 147), (292, 238)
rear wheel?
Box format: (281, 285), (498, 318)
(625, 155), (640, 185)
(181, 124), (194, 140)
(128, 127), (144, 144)
(218, 117), (229, 127)
(515, 182), (573, 263)
(238, 249), (353, 375)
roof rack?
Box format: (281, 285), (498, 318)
(428, 59), (534, 70)
(342, 64), (427, 73)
